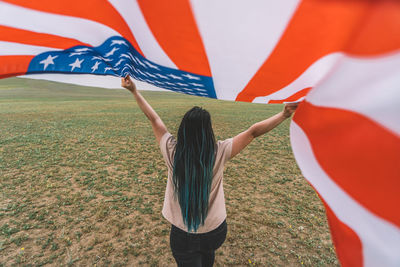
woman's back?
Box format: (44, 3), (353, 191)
(160, 131), (232, 233)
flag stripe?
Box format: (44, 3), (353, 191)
(236, 0), (400, 102)
(0, 25), (88, 50)
(1, 0), (143, 55)
(323, 201), (363, 267)
(137, 0), (211, 76)
(306, 52), (400, 136)
(235, 1), (367, 102)
(0, 41), (60, 56)
(189, 0), (300, 100)
(0, 55), (34, 78)
(252, 53), (341, 104)
(0, 2), (119, 47)
(107, 0), (177, 69)
(345, 0), (400, 55)
(290, 120), (400, 267)
(294, 101), (400, 227)
(267, 87), (310, 104)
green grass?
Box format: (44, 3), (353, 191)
(0, 77), (338, 266)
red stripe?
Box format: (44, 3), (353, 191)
(309, 187), (363, 267)
(345, 0), (400, 55)
(323, 200), (363, 267)
(268, 87), (311, 104)
(294, 101), (400, 227)
(2, 0), (143, 55)
(0, 25), (89, 50)
(0, 55), (33, 78)
(137, 0), (211, 76)
(236, 0), (400, 102)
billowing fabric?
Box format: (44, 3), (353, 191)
(1, 1), (399, 266)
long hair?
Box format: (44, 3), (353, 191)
(172, 106), (216, 232)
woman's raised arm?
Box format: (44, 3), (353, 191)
(230, 103), (298, 158)
(122, 76), (167, 144)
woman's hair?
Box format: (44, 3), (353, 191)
(172, 106), (216, 232)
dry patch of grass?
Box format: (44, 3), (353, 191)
(0, 78), (338, 266)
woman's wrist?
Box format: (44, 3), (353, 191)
(281, 111), (291, 119)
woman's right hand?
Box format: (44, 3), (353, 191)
(282, 102), (299, 118)
(121, 75), (137, 93)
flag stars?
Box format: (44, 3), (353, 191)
(75, 47), (92, 52)
(39, 55), (58, 70)
(111, 40), (128, 46)
(190, 82), (203, 87)
(114, 59), (124, 67)
(144, 61), (160, 70)
(69, 58), (84, 71)
(105, 47), (119, 57)
(182, 73), (200, 80)
(167, 74), (183, 80)
(69, 52), (85, 57)
(91, 61), (101, 73)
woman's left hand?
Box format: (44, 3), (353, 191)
(121, 75), (137, 93)
(282, 102), (299, 118)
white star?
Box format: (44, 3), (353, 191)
(75, 47), (91, 52)
(39, 55), (58, 70)
(182, 74), (201, 80)
(137, 70), (148, 77)
(92, 55), (112, 62)
(92, 56), (104, 60)
(144, 61), (160, 70)
(115, 59), (125, 67)
(105, 47), (119, 57)
(69, 52), (85, 57)
(69, 58), (84, 71)
(91, 61), (101, 73)
(145, 72), (157, 78)
(136, 59), (147, 68)
(190, 82), (204, 87)
(156, 73), (169, 79)
(104, 67), (112, 73)
(120, 54), (130, 59)
(177, 82), (187, 86)
(167, 74), (183, 80)
(111, 40), (128, 46)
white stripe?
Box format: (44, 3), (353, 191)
(108, 0), (177, 69)
(306, 51), (400, 136)
(290, 121), (400, 267)
(0, 2), (119, 47)
(189, 0), (300, 99)
(252, 53), (343, 103)
(0, 41), (60, 56)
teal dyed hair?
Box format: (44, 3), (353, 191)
(172, 106), (216, 232)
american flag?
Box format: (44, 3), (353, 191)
(1, 1), (399, 266)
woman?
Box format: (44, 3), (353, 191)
(122, 76), (298, 267)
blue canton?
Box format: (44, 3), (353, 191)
(27, 36), (216, 98)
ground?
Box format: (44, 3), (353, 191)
(0, 78), (338, 266)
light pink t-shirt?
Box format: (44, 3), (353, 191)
(159, 132), (232, 233)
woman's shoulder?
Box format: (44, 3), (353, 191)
(215, 138), (233, 163)
(160, 132), (177, 154)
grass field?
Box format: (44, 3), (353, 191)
(0, 78), (338, 266)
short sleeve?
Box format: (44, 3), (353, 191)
(159, 132), (176, 170)
(216, 138), (233, 165)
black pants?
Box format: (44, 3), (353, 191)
(170, 220), (227, 267)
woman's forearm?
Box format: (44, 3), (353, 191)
(131, 90), (161, 123)
(250, 111), (288, 138)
